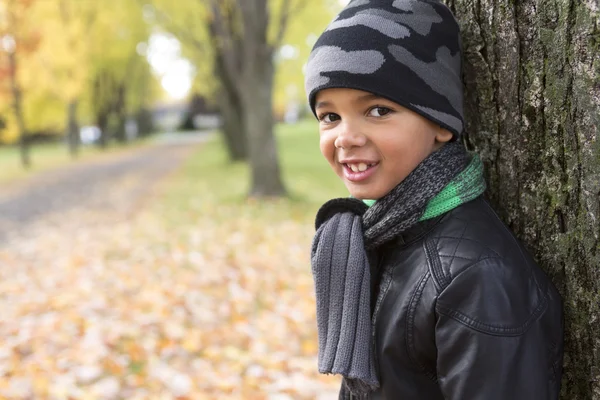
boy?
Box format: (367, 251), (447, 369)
(306, 1), (564, 399)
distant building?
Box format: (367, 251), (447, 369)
(151, 94), (221, 132)
(151, 101), (188, 132)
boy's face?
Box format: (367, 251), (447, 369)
(315, 88), (454, 200)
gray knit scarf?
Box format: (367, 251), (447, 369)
(310, 141), (470, 396)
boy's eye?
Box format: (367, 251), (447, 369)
(368, 107), (392, 117)
(319, 113), (340, 123)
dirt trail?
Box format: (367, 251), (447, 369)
(0, 140), (201, 245)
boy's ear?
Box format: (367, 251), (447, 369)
(435, 127), (454, 143)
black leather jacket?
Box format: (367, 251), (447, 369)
(342, 196), (564, 400)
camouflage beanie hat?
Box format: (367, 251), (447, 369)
(305, 0), (465, 137)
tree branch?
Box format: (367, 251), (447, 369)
(138, 0), (207, 52)
(208, 0), (244, 91)
(274, 0), (309, 48)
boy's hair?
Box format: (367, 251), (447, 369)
(304, 0), (464, 138)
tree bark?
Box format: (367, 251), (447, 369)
(217, 87), (247, 161)
(66, 100), (80, 158)
(240, 47), (286, 197)
(93, 71), (112, 149)
(113, 84), (127, 143)
(135, 106), (153, 136)
(8, 50), (30, 169)
(237, 0), (286, 197)
(447, 1), (600, 398)
(210, 24), (248, 161)
(96, 111), (109, 149)
(207, 0), (287, 196)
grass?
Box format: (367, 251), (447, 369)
(154, 119), (349, 249)
(278, 120), (348, 203)
(163, 119), (347, 213)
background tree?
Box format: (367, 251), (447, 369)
(0, 0), (40, 168)
(0, 0), (157, 161)
(81, 0), (153, 148)
(447, 1), (600, 398)
(271, 3), (337, 120)
(208, 0), (297, 197)
(150, 0), (338, 196)
(24, 0), (90, 158)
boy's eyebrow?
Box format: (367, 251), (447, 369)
(315, 100), (331, 110)
(315, 93), (386, 109)
(355, 93), (385, 103)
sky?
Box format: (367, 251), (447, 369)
(146, 0), (350, 101)
(146, 33), (194, 101)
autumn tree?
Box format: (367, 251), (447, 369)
(83, 0), (153, 148)
(19, 0), (92, 158)
(447, 1), (600, 398)
(1, 0), (157, 152)
(150, 0), (338, 197)
(208, 0), (293, 196)
(149, 0), (295, 195)
(56, 0), (89, 157)
(0, 0), (40, 168)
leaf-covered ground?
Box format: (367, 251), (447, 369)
(0, 124), (347, 399)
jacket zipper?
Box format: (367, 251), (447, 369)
(369, 252), (393, 398)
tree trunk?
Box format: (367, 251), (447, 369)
(237, 0), (286, 197)
(241, 50), (287, 197)
(447, 1), (600, 398)
(209, 15), (249, 162)
(96, 112), (109, 149)
(92, 70), (114, 149)
(135, 107), (153, 137)
(113, 85), (127, 143)
(217, 87), (247, 162)
(66, 100), (80, 158)
(8, 51), (30, 169)
(207, 0), (287, 196)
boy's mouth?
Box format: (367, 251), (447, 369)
(344, 162), (377, 172)
(342, 162), (379, 182)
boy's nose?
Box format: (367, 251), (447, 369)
(334, 123), (367, 149)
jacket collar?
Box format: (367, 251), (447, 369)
(389, 213), (446, 248)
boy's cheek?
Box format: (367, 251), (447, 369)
(319, 139), (335, 164)
(328, 159), (343, 178)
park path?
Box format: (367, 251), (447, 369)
(0, 134), (208, 245)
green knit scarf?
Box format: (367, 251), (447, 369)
(363, 154), (486, 220)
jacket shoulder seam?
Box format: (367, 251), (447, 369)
(436, 291), (548, 336)
(432, 234), (502, 258)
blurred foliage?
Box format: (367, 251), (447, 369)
(272, 0), (341, 117)
(148, 0), (341, 116)
(0, 0), (159, 145)
(0, 0), (342, 145)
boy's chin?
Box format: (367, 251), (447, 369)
(344, 177), (400, 200)
(346, 186), (384, 201)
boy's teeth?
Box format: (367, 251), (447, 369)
(348, 163), (370, 172)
